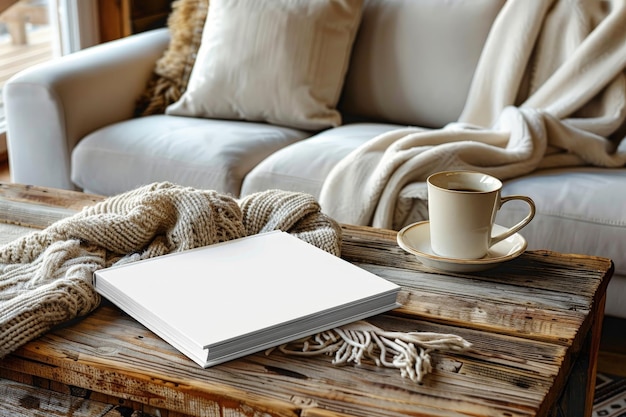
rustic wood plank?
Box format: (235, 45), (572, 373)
(582, 294), (606, 417)
(0, 182), (102, 212)
(0, 369), (171, 416)
(0, 182), (102, 228)
(341, 225), (612, 345)
(360, 262), (589, 341)
(0, 378), (115, 416)
(0, 303), (578, 417)
(0, 367), (35, 386)
(0, 198), (78, 228)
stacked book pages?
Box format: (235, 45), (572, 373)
(94, 231), (401, 367)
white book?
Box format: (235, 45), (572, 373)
(93, 231), (401, 367)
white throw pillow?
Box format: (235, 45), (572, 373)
(166, 0), (364, 131)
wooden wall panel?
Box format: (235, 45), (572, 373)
(97, 0), (173, 43)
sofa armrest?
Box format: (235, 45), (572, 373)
(3, 28), (170, 190)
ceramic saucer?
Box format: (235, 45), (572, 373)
(397, 221), (527, 273)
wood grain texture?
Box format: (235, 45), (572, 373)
(0, 378), (116, 416)
(0, 182), (613, 417)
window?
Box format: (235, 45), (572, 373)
(0, 0), (55, 133)
(0, 0), (98, 153)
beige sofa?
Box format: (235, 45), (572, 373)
(4, 0), (626, 318)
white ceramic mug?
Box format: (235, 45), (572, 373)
(427, 171), (535, 260)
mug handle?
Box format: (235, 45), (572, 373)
(490, 195), (536, 246)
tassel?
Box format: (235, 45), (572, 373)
(267, 321), (471, 383)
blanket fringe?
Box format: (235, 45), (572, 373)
(267, 321), (471, 383)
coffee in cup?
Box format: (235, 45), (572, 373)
(427, 170), (535, 260)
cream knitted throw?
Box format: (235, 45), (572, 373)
(0, 182), (342, 358)
(319, 0), (626, 229)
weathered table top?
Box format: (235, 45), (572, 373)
(0, 183), (614, 417)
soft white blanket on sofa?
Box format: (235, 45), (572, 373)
(320, 0), (626, 229)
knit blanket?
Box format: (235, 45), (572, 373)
(0, 182), (342, 358)
(320, 0), (626, 229)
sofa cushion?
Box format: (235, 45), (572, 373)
(71, 115), (311, 197)
(339, 0), (505, 128)
(241, 123), (400, 199)
(497, 167), (626, 272)
(166, 0), (364, 131)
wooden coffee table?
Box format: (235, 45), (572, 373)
(0, 183), (613, 417)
